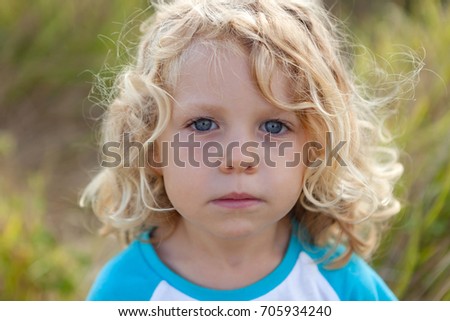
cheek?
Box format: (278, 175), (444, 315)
(280, 171), (304, 214)
(265, 148), (305, 198)
(267, 140), (305, 170)
(275, 166), (304, 193)
(162, 169), (195, 215)
(161, 158), (211, 207)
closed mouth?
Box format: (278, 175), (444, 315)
(212, 192), (262, 209)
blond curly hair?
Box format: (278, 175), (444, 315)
(81, 0), (408, 266)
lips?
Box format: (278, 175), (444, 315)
(211, 192), (262, 209)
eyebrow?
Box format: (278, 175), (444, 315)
(176, 100), (296, 116)
(177, 102), (225, 112)
(177, 101), (300, 125)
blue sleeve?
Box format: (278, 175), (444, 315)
(86, 241), (161, 301)
(317, 253), (397, 301)
(295, 223), (396, 301)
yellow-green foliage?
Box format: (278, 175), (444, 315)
(347, 1), (450, 300)
(0, 0), (145, 300)
(0, 134), (90, 300)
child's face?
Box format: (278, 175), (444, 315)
(156, 43), (307, 240)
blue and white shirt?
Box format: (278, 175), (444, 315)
(87, 231), (396, 301)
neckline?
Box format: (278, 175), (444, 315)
(138, 229), (302, 300)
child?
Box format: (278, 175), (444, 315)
(81, 0), (406, 300)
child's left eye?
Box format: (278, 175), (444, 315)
(261, 120), (288, 134)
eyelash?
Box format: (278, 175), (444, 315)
(262, 119), (290, 135)
(187, 117), (218, 132)
(186, 117), (291, 135)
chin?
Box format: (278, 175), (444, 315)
(212, 222), (261, 240)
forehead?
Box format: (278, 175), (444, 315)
(171, 40), (292, 107)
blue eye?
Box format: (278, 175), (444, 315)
(191, 118), (217, 131)
(263, 120), (286, 134)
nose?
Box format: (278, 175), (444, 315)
(218, 139), (259, 174)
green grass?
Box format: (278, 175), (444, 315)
(348, 1), (450, 300)
(0, 133), (90, 300)
(0, 0), (448, 300)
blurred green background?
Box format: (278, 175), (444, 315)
(0, 0), (449, 300)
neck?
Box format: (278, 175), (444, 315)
(180, 217), (292, 267)
(153, 216), (292, 289)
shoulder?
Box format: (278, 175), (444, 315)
(300, 243), (397, 301)
(87, 238), (162, 301)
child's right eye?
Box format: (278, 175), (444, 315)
(189, 118), (218, 132)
